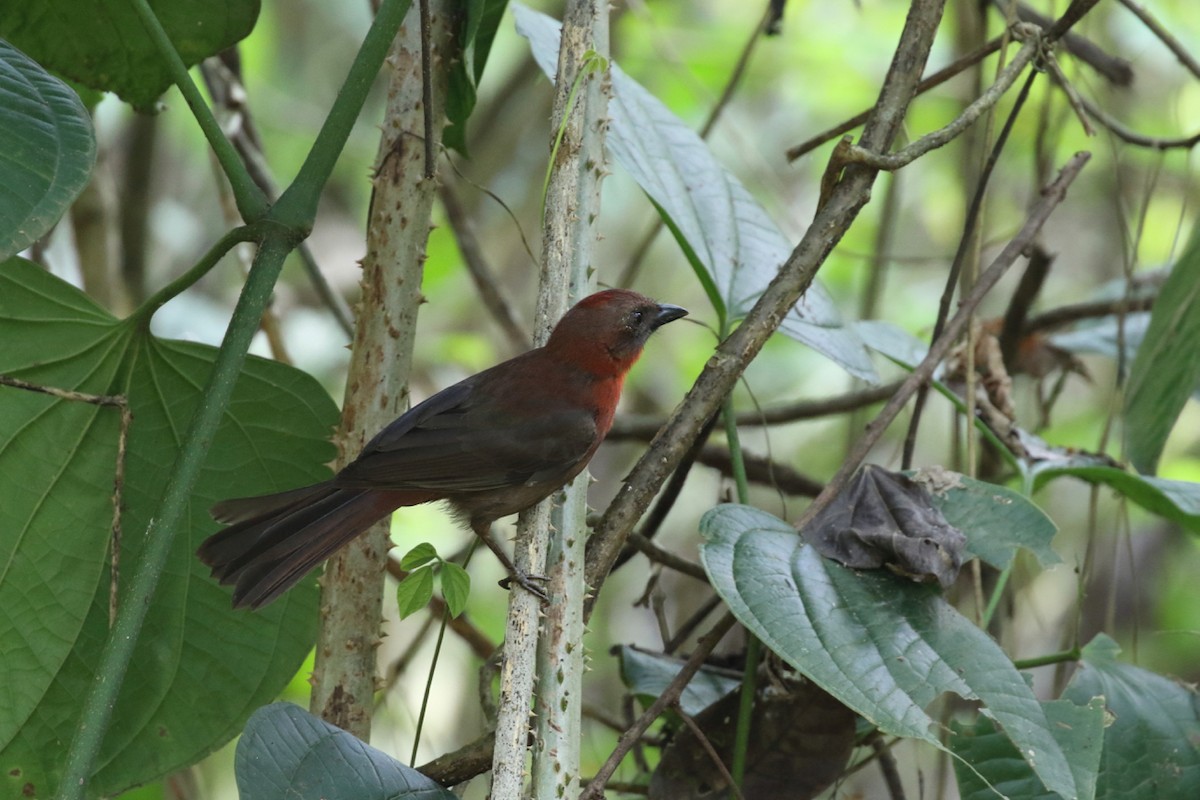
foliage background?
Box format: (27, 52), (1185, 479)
(7, 0), (1200, 797)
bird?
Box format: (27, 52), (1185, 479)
(197, 289), (687, 609)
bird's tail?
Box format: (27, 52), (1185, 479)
(197, 482), (401, 609)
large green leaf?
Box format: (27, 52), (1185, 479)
(512, 4), (878, 382)
(919, 470), (1060, 570)
(700, 504), (1082, 799)
(1064, 635), (1200, 798)
(1124, 224), (1200, 475)
(0, 0), (260, 109)
(0, 39), (95, 261)
(237, 703), (457, 800)
(1032, 460), (1200, 535)
(0, 256), (333, 796)
(952, 697), (1107, 800)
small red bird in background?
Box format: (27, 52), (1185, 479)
(197, 289), (687, 609)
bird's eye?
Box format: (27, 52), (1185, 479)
(630, 310), (644, 326)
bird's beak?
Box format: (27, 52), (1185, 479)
(652, 303), (688, 329)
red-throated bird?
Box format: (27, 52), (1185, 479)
(197, 289), (687, 609)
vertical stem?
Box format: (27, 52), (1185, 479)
(310, 0), (458, 739)
(58, 232), (289, 800)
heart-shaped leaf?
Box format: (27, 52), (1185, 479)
(0, 256), (333, 796)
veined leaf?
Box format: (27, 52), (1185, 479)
(0, 256), (334, 796)
(513, 4), (878, 382)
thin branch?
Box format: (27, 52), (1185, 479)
(902, 66), (1040, 468)
(1009, 0), (1132, 85)
(608, 381), (901, 439)
(438, 182), (529, 351)
(200, 56), (355, 337)
(837, 26), (1041, 172)
(787, 35), (1005, 162)
(676, 703), (747, 800)
(1024, 295), (1156, 332)
(802, 152), (1091, 529)
(696, 445), (824, 497)
(1074, 92), (1200, 150)
(626, 532), (709, 581)
(1116, 0), (1200, 80)
(872, 733), (908, 800)
(579, 614), (738, 800)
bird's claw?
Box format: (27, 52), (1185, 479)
(499, 570), (549, 603)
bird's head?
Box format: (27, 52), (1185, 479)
(546, 289), (687, 376)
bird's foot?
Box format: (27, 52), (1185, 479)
(499, 570), (549, 603)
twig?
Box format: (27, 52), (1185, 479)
(585, 0), (951, 619)
(608, 381), (901, 439)
(1008, 0), (1132, 85)
(0, 375), (131, 627)
(1074, 92), (1200, 150)
(872, 733), (907, 800)
(801, 151), (1092, 528)
(665, 594), (725, 654)
(438, 183), (529, 351)
(696, 445), (824, 497)
(999, 244), (1054, 371)
(1024, 295), (1156, 332)
(901, 65), (1040, 468)
(836, 26), (1042, 172)
(580, 613), (737, 800)
(200, 56), (355, 337)
(787, 36), (1005, 162)
(676, 702), (747, 800)
(626, 532), (709, 581)
(1040, 50), (1095, 137)
(1116, 0), (1200, 80)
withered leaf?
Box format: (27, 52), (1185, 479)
(801, 464), (966, 588)
(648, 680), (855, 800)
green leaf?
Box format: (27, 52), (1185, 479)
(513, 4), (878, 382)
(444, 0), (509, 154)
(236, 703), (458, 800)
(1124, 224), (1200, 474)
(0, 39), (96, 261)
(439, 562), (471, 618)
(952, 697), (1107, 800)
(1032, 461), (1200, 534)
(615, 645), (742, 717)
(0, 0), (261, 109)
(396, 568), (435, 619)
(400, 542), (439, 571)
(1063, 634), (1200, 798)
(699, 504), (1080, 799)
(0, 257), (333, 797)
(917, 470), (1060, 570)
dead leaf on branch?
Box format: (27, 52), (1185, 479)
(801, 464), (967, 588)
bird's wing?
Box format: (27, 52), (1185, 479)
(333, 377), (598, 493)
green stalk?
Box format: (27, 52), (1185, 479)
(1013, 647), (1081, 670)
(129, 224), (262, 325)
(273, 0), (414, 228)
(58, 234), (293, 800)
(722, 392), (756, 789)
(128, 0), (268, 221)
